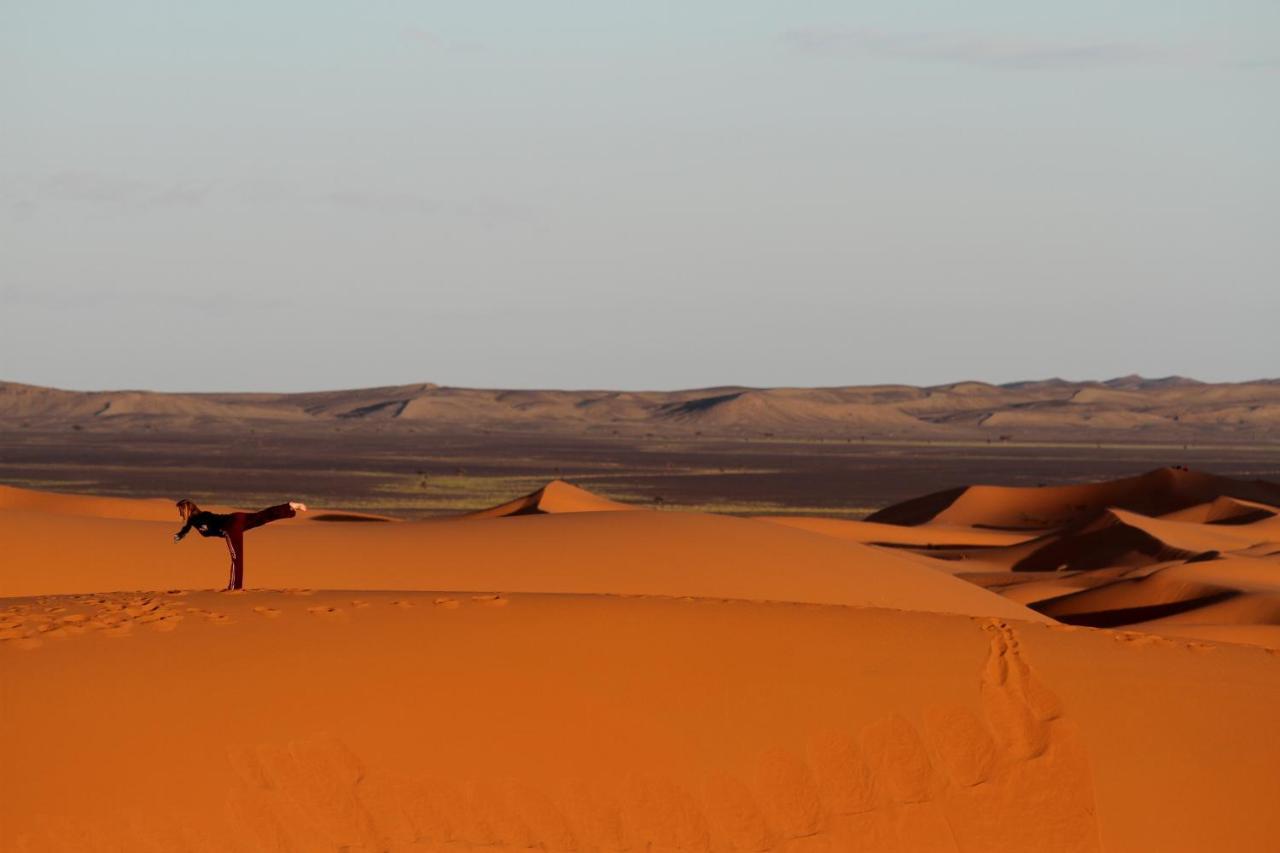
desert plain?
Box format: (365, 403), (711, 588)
(2, 378), (1280, 852)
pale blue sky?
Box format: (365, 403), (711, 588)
(3, 1), (1278, 391)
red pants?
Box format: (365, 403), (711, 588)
(224, 504), (296, 590)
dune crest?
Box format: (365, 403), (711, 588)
(462, 480), (639, 518)
(867, 467), (1280, 529)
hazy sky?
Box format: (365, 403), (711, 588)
(3, 1), (1278, 392)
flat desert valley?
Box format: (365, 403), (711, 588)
(3, 378), (1280, 852)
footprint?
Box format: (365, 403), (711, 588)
(806, 730), (878, 816)
(922, 620), (1101, 852)
(306, 606), (345, 618)
(752, 747), (823, 838)
(860, 714), (937, 804)
(702, 772), (775, 851)
(391, 600), (415, 609)
(351, 600), (372, 609)
(980, 622), (1058, 760)
(227, 736), (381, 850)
(434, 598), (461, 609)
(471, 594), (508, 607)
(253, 606), (283, 618)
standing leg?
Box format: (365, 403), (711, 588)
(224, 530), (244, 590)
(223, 535), (236, 590)
(232, 530), (245, 590)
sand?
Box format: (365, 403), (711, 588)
(3, 472), (1280, 851)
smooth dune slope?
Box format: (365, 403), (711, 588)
(4, 590), (1280, 852)
(753, 515), (1034, 548)
(461, 480), (639, 518)
(1159, 496), (1278, 524)
(4, 476), (1280, 852)
(0, 504), (1041, 621)
(867, 468), (1280, 529)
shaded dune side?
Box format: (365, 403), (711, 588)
(1028, 548), (1280, 627)
(866, 468), (1280, 530)
(1031, 573), (1242, 628)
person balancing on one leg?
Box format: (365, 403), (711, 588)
(173, 499), (307, 591)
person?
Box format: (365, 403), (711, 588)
(174, 499), (307, 590)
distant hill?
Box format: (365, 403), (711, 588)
(1, 377), (1277, 441)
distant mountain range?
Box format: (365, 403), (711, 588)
(2, 376), (1277, 441)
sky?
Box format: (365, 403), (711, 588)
(3, 1), (1278, 392)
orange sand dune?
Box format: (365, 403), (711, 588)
(5, 476), (1280, 852)
(1032, 568), (1238, 627)
(998, 508), (1269, 575)
(5, 591), (1280, 852)
(462, 479), (640, 518)
(754, 515), (1034, 548)
(0, 483), (193, 521)
(0, 504), (1040, 621)
(932, 497), (1280, 645)
(1159, 496), (1278, 524)
(866, 468), (1280, 530)
(1103, 507), (1276, 553)
(1027, 552), (1280, 642)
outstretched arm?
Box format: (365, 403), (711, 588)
(174, 518), (194, 544)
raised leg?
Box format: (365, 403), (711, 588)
(242, 503), (297, 532)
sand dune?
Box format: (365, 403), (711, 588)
(1160, 496), (1278, 524)
(462, 479), (639, 517)
(0, 505), (1041, 621)
(4, 590), (1279, 852)
(826, 469), (1280, 650)
(5, 474), (1280, 851)
(993, 507), (1273, 575)
(755, 515), (1034, 547)
(867, 467), (1280, 529)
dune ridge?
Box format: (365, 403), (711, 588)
(866, 467), (1280, 529)
(461, 479), (639, 518)
(831, 470), (1280, 648)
